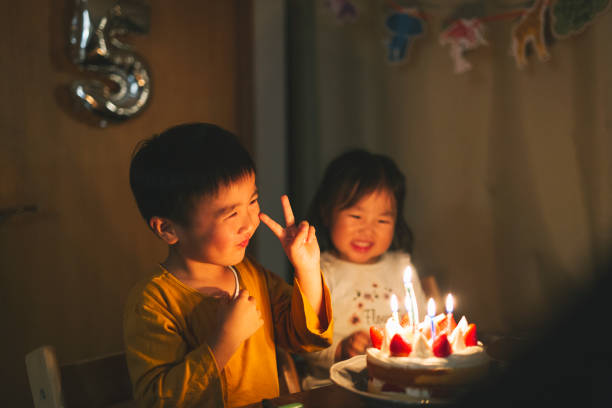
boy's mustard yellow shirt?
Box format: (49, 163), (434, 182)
(123, 257), (333, 408)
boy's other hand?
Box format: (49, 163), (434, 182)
(259, 195), (320, 275)
(336, 330), (371, 362)
(212, 289), (263, 368)
(223, 289), (263, 343)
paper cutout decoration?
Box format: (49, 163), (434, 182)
(385, 11), (425, 63)
(325, 0), (357, 22)
(511, 0), (550, 69)
(551, 0), (611, 39)
(439, 18), (488, 74)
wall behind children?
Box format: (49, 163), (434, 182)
(288, 0), (612, 335)
(0, 0), (254, 406)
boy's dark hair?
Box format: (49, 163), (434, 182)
(129, 122), (255, 225)
(307, 148), (413, 254)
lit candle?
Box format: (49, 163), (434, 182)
(390, 293), (399, 322)
(403, 265), (420, 332)
(427, 298), (436, 340)
(445, 293), (454, 334)
(385, 295), (401, 353)
(404, 295), (412, 329)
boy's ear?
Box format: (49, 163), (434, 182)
(149, 216), (179, 245)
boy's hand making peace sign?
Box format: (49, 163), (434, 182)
(259, 195), (320, 276)
(259, 195), (327, 326)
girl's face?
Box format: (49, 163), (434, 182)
(329, 189), (396, 264)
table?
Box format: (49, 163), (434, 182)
(239, 383), (395, 408)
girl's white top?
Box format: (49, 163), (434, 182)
(301, 250), (427, 389)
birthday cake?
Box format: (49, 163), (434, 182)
(366, 306), (491, 400)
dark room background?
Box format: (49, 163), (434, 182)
(2, 1), (611, 406)
(1, 1), (253, 405)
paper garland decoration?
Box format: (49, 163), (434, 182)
(439, 18), (488, 74)
(551, 0), (611, 38)
(511, 0), (550, 69)
(324, 0), (611, 72)
(325, 0), (358, 22)
(386, 11), (426, 63)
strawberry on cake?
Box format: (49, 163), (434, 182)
(366, 311), (491, 400)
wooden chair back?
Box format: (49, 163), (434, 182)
(26, 346), (134, 408)
(276, 348), (301, 394)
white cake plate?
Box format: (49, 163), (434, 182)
(330, 355), (452, 407)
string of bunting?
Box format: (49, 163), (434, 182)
(325, 0), (611, 73)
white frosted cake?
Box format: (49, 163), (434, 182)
(366, 313), (490, 400)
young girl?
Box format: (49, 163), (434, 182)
(300, 149), (427, 389)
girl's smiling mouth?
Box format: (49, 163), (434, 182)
(350, 240), (374, 252)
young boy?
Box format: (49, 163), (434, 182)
(124, 123), (333, 407)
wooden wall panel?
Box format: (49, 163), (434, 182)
(0, 1), (252, 406)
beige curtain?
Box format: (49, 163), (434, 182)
(288, 1), (612, 335)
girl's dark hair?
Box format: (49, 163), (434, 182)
(129, 122), (255, 225)
(307, 149), (413, 253)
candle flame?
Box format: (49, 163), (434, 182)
(427, 297), (436, 317)
(403, 265), (412, 286)
(446, 293), (454, 313)
(391, 294), (398, 313)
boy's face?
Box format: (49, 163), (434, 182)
(173, 172), (260, 267)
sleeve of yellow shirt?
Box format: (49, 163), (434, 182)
(124, 287), (226, 408)
(263, 265), (334, 353)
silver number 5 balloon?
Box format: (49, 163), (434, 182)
(69, 0), (151, 125)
